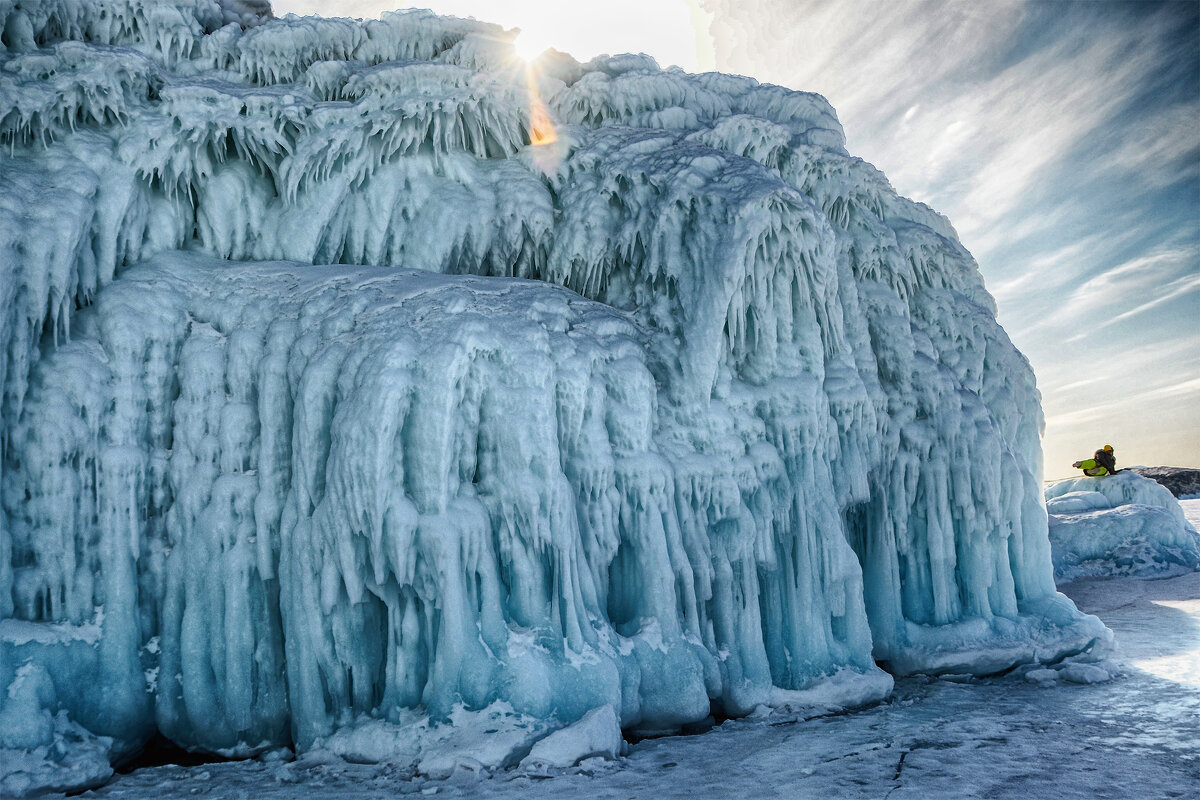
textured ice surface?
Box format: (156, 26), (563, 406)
(1, 1), (1109, 793)
(320, 701), (554, 778)
(520, 705), (623, 770)
(1045, 472), (1200, 581)
(54, 574), (1200, 800)
(0, 662), (115, 796)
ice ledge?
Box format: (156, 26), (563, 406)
(879, 595), (1114, 677)
(0, 614), (103, 646)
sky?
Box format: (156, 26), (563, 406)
(272, 1), (1199, 477)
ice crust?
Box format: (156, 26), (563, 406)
(1, 0), (1109, 788)
(1045, 472), (1200, 581)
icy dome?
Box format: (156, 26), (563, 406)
(1046, 472), (1200, 581)
(1, 0), (1109, 789)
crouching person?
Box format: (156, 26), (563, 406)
(1072, 444), (1118, 477)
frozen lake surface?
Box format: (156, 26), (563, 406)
(81, 512), (1200, 800)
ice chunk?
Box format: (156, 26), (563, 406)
(1047, 470), (1197, 523)
(1057, 662), (1112, 685)
(520, 705), (623, 769)
(0, 663), (56, 749)
(416, 704), (552, 779)
(0, 712), (114, 797)
(0, 664), (115, 797)
(1046, 491), (1112, 515)
(319, 702), (553, 777)
(1023, 668), (1058, 686)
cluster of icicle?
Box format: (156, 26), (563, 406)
(0, 0), (1108, 776)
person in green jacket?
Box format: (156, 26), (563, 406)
(1073, 444), (1118, 476)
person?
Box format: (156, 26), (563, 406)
(1072, 444), (1118, 477)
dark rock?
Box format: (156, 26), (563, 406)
(1128, 467), (1200, 498)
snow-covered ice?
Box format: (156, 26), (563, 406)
(1045, 472), (1200, 581)
(1, 0), (1118, 793)
(519, 704), (623, 770)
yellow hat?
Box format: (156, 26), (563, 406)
(1103, 444), (1113, 452)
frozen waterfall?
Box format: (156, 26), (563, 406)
(0, 1), (1109, 792)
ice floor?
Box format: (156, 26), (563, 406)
(77, 499), (1200, 800)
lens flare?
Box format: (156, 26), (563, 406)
(528, 96), (557, 146)
(521, 54), (557, 147)
(510, 27), (559, 159)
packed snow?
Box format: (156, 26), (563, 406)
(1, 1), (1118, 795)
(1045, 471), (1200, 581)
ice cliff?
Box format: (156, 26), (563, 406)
(0, 1), (1110, 791)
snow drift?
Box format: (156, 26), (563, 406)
(1046, 472), (1200, 581)
(0, 0), (1109, 792)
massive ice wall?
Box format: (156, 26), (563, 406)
(1, 0), (1109, 783)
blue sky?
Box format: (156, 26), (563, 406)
(275, 1), (1199, 475)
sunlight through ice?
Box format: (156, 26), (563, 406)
(458, 0), (713, 69)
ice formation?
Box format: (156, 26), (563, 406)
(0, 0), (1111, 791)
(1045, 472), (1200, 581)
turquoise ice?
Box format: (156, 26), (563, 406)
(0, 2), (1109, 793)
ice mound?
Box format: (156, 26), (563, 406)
(1020, 656), (1121, 687)
(1045, 472), (1200, 581)
(519, 705), (623, 770)
(1, 1), (1109, 792)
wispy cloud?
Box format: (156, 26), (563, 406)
(1021, 243), (1200, 336)
(984, 233), (1106, 304)
(1045, 377), (1200, 444)
(1105, 272), (1200, 325)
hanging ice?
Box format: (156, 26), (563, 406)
(0, 1), (1110, 791)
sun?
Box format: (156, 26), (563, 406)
(512, 28), (552, 62)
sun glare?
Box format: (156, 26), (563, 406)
(513, 29), (551, 62)
(500, 1), (712, 71)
